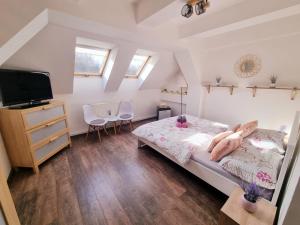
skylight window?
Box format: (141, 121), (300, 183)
(74, 45), (110, 76)
(125, 54), (150, 78)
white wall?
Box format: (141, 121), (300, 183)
(278, 139), (300, 225)
(201, 88), (300, 132)
(56, 77), (161, 135)
(281, 181), (300, 225)
(160, 71), (187, 116)
(174, 50), (202, 116)
(3, 24), (178, 94)
(188, 33), (300, 132)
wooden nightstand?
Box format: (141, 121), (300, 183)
(219, 188), (277, 225)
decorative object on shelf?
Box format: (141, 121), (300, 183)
(203, 84), (237, 95)
(240, 182), (261, 213)
(161, 88), (188, 95)
(161, 88), (168, 93)
(270, 75), (277, 88)
(235, 54), (261, 78)
(216, 76), (222, 86)
(247, 86), (299, 100)
(181, 0), (210, 18)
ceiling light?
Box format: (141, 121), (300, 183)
(181, 0), (209, 18)
(181, 4), (193, 18)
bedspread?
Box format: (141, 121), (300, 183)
(132, 115), (228, 164)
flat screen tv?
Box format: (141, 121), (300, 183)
(0, 69), (53, 107)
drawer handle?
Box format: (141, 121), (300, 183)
(42, 106), (52, 110)
(45, 121), (56, 127)
(49, 136), (59, 143)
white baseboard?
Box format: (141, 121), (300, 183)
(70, 114), (156, 136)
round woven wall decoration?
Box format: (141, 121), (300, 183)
(234, 54), (261, 78)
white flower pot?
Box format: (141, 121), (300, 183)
(241, 195), (257, 213)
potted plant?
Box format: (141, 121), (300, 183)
(241, 182), (261, 213)
(216, 76), (222, 86)
(270, 75), (277, 88)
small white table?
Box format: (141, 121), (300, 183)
(105, 115), (119, 135)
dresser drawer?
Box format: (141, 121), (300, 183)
(28, 118), (67, 145)
(34, 133), (69, 162)
(23, 105), (65, 130)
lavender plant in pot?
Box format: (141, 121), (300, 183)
(216, 76), (222, 86)
(241, 182), (261, 213)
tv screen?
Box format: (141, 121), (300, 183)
(0, 69), (53, 106)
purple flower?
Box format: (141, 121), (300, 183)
(256, 171), (271, 183)
(242, 182), (261, 203)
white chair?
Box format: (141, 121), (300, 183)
(82, 104), (108, 142)
(117, 101), (134, 132)
(93, 102), (119, 135)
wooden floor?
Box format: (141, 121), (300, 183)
(9, 120), (227, 225)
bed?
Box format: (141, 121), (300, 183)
(133, 113), (300, 206)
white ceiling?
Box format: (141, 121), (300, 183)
(2, 0), (300, 93)
(126, 0), (140, 3)
(136, 0), (246, 27)
(171, 0), (246, 25)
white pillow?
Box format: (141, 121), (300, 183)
(244, 128), (286, 155)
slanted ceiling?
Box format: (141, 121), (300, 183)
(0, 0), (138, 47)
(0, 1), (185, 95)
(2, 0), (299, 96)
(2, 22), (181, 94)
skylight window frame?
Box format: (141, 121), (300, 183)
(125, 54), (151, 79)
(74, 44), (111, 77)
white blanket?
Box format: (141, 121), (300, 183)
(132, 115), (228, 164)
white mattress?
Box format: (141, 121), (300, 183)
(191, 150), (240, 183)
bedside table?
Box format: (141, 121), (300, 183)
(219, 188), (277, 225)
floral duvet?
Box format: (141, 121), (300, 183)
(132, 115), (228, 164)
(133, 116), (286, 190)
(219, 128), (286, 190)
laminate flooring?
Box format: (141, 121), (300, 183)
(9, 120), (227, 225)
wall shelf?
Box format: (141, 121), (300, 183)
(202, 84), (238, 95)
(247, 86), (299, 100)
(161, 89), (188, 96)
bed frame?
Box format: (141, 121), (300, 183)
(137, 111), (300, 206)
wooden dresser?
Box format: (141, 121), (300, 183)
(0, 101), (71, 173)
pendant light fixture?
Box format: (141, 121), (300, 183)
(181, 0), (209, 18)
